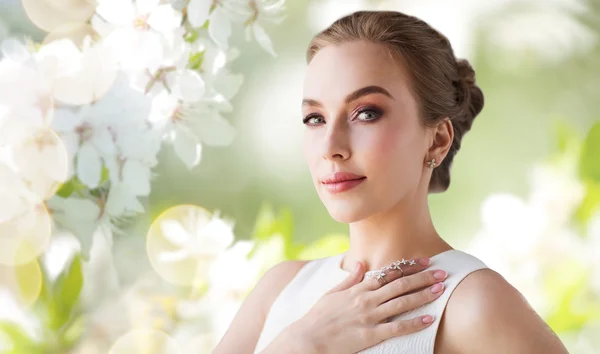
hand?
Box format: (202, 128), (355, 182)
(289, 257), (448, 354)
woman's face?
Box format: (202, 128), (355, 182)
(302, 40), (430, 223)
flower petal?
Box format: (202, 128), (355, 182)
(158, 248), (190, 263)
(96, 0), (135, 26)
(251, 23), (277, 57)
(160, 219), (191, 247)
(174, 70), (205, 103)
(213, 69), (243, 101)
(122, 160), (151, 196)
(208, 7), (232, 50)
(186, 0), (211, 28)
(92, 127), (116, 156)
(77, 142), (102, 188)
(173, 126), (202, 169)
(192, 111), (235, 146)
(147, 4), (183, 34)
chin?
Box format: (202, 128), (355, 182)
(323, 200), (372, 223)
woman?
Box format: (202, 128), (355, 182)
(212, 10), (569, 354)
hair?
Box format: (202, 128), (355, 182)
(306, 10), (484, 193)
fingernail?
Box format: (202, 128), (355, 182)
(434, 270), (447, 280)
(354, 262), (360, 271)
(421, 315), (434, 324)
(419, 258), (430, 266)
(430, 282), (444, 293)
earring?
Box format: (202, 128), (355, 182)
(426, 158), (437, 169)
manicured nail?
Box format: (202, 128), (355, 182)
(422, 315), (434, 324)
(430, 282), (444, 293)
(434, 270), (447, 280)
(419, 258), (430, 266)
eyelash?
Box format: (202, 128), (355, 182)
(302, 106), (383, 126)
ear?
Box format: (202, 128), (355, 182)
(426, 118), (453, 164)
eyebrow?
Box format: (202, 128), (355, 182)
(302, 85), (395, 108)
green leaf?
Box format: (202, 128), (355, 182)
(575, 180), (600, 228)
(0, 321), (43, 354)
(275, 207), (295, 257)
(554, 120), (581, 155)
(100, 165), (110, 184)
(544, 260), (600, 333)
(12, 256), (43, 307)
(184, 29), (200, 43)
(189, 51), (205, 71)
(49, 254), (83, 330)
(55, 177), (87, 198)
(59, 315), (86, 349)
(579, 122), (600, 183)
(297, 233), (350, 261)
(55, 180), (75, 198)
(251, 203), (277, 242)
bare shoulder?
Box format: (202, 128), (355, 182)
(435, 269), (569, 354)
(258, 259), (311, 310)
(211, 259), (309, 354)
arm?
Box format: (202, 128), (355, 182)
(441, 269), (569, 354)
(257, 323), (317, 354)
(211, 260), (309, 354)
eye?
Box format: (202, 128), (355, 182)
(303, 114), (324, 125)
(356, 107), (382, 121)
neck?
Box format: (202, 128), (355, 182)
(340, 191), (452, 272)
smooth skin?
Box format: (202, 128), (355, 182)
(299, 40), (568, 354)
(286, 259), (449, 354)
(212, 256), (447, 354)
(214, 40), (569, 353)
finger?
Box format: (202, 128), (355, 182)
(325, 261), (365, 294)
(372, 282), (445, 322)
(360, 257), (431, 292)
(373, 315), (435, 343)
(372, 269), (448, 304)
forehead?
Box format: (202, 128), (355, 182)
(303, 41), (412, 103)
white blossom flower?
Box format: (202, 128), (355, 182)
(0, 41), (54, 144)
(188, 0), (284, 55)
(51, 106), (116, 189)
(208, 240), (258, 294)
(46, 196), (102, 258)
(21, 0), (95, 33)
(41, 231), (81, 281)
(149, 90), (235, 169)
(186, 0), (212, 28)
(128, 27), (193, 97)
(0, 162), (52, 266)
(89, 73), (160, 214)
(157, 209), (235, 263)
(11, 128), (70, 200)
(36, 37), (118, 106)
(467, 159), (590, 317)
(95, 0), (183, 73)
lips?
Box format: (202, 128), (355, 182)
(321, 172), (366, 184)
(321, 172), (366, 194)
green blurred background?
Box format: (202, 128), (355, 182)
(3, 0), (597, 245)
(1, 0), (599, 352)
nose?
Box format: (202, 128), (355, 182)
(322, 122), (351, 161)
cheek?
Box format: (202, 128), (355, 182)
(302, 132), (319, 172)
(359, 123), (421, 179)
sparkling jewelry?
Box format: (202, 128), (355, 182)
(375, 269), (388, 285)
(365, 258), (417, 281)
(427, 158), (437, 168)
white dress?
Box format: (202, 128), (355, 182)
(253, 250), (488, 354)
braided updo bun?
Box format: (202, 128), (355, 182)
(431, 59), (485, 192)
(308, 11), (485, 193)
